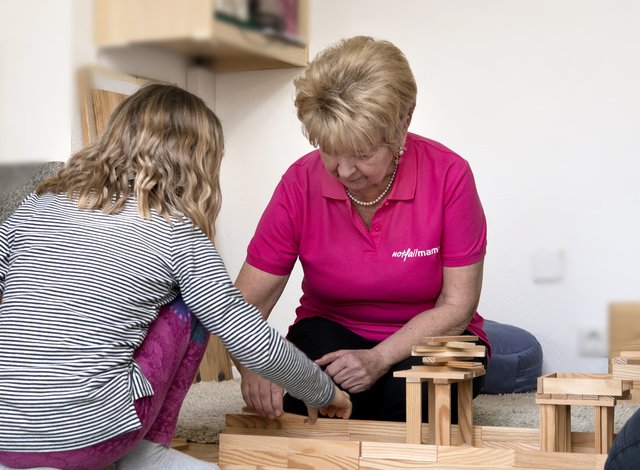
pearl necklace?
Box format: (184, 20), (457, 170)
(345, 159), (398, 207)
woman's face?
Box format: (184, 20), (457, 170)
(321, 145), (395, 194)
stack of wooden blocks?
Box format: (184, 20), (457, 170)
(394, 335), (486, 446)
(536, 366), (635, 454)
(611, 351), (640, 399)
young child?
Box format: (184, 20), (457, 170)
(0, 84), (351, 470)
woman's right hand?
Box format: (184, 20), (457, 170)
(239, 367), (285, 420)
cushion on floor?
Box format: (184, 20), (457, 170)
(482, 319), (543, 394)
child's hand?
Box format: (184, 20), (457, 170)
(305, 386), (352, 424)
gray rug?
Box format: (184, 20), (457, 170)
(174, 380), (640, 444)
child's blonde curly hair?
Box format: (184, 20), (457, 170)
(38, 84), (224, 242)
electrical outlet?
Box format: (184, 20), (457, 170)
(578, 328), (608, 358)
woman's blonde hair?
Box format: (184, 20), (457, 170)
(37, 83), (223, 242)
(294, 36), (417, 156)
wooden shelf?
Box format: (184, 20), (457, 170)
(94, 0), (308, 71)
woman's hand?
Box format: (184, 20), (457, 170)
(239, 367), (284, 420)
(306, 386), (352, 424)
(315, 349), (388, 393)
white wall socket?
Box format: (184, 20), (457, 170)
(578, 327), (608, 358)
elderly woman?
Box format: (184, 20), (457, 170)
(235, 36), (489, 421)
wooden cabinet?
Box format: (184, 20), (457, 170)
(94, 0), (308, 71)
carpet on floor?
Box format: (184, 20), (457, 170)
(175, 379), (640, 444)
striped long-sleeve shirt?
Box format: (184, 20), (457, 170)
(0, 193), (334, 452)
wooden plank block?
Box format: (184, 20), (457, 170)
(514, 450), (604, 470)
(535, 394), (616, 407)
(437, 446), (515, 466)
(594, 406), (614, 454)
(417, 363), (485, 373)
(445, 361), (485, 370)
(422, 335), (479, 344)
(620, 350), (640, 358)
(359, 459), (440, 469)
(218, 434), (288, 468)
(405, 381), (422, 444)
(413, 345), (486, 354)
(288, 437), (359, 470)
(395, 368), (478, 380)
(539, 404), (557, 452)
(612, 363), (640, 380)
(347, 420), (408, 443)
(457, 379), (474, 445)
(225, 413), (350, 440)
(427, 381), (436, 445)
(480, 426), (540, 449)
(539, 373), (628, 396)
(360, 441), (437, 461)
(434, 382), (452, 446)
(434, 341), (481, 349)
(414, 349), (486, 358)
(555, 404), (571, 453)
(571, 431), (597, 453)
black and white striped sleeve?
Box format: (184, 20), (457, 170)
(170, 222), (335, 409)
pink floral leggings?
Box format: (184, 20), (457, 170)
(0, 297), (209, 470)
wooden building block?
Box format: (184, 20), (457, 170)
(412, 347), (486, 358)
(220, 427), (607, 469)
(609, 303), (640, 360)
(611, 363), (640, 381)
(421, 335), (479, 344)
(535, 393), (616, 407)
(433, 381), (452, 446)
(219, 433), (288, 468)
(457, 379), (474, 445)
(594, 406), (614, 454)
(538, 372), (630, 397)
(359, 441), (437, 462)
(405, 380), (422, 444)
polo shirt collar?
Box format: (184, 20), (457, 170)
(321, 134), (417, 201)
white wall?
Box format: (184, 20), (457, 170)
(215, 0), (640, 374)
(2, 0), (639, 374)
(0, 0), (73, 163)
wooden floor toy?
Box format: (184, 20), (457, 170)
(219, 412), (608, 469)
(393, 335), (486, 446)
(216, 338), (640, 469)
(536, 372), (632, 454)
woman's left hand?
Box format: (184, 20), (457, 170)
(315, 349), (388, 393)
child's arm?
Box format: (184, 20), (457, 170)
(172, 225), (350, 417)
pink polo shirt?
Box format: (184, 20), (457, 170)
(247, 133), (489, 349)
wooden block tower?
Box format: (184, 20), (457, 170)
(394, 335), (486, 446)
(536, 372), (632, 454)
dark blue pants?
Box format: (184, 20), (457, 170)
(283, 316), (486, 422)
(605, 408), (640, 470)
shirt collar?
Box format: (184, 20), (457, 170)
(321, 133), (417, 201)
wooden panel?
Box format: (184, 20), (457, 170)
(434, 382), (452, 445)
(92, 89), (127, 138)
(538, 373), (628, 397)
(94, 0), (212, 45)
(610, 303), (640, 402)
(480, 426), (540, 452)
(405, 381), (422, 444)
(287, 437), (359, 470)
(514, 450), (603, 470)
(360, 441), (437, 462)
(457, 379), (474, 445)
(609, 302), (640, 358)
(218, 433), (288, 468)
